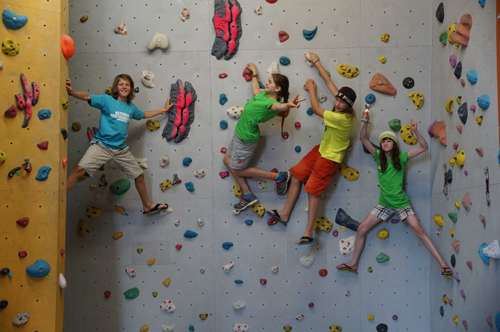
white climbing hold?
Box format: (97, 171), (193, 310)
(300, 253), (314, 268)
(232, 300), (246, 310)
(114, 22), (127, 35)
(160, 206), (173, 214)
(0, 59), (3, 70)
(295, 314), (304, 321)
(194, 169), (206, 178)
(257, 181), (267, 189)
(59, 273), (67, 289)
(304, 52), (314, 67)
(135, 158), (148, 169)
(339, 235), (356, 255)
(305, 207), (309, 212)
(233, 323), (249, 332)
(141, 70), (155, 88)
(271, 266), (279, 274)
(175, 220), (180, 226)
(227, 106), (244, 120)
(254, 5), (263, 15)
(483, 240), (500, 259)
(267, 61), (280, 75)
(197, 217), (205, 226)
(232, 209), (241, 216)
(162, 325), (175, 332)
(160, 155), (170, 167)
(125, 267), (137, 278)
(200, 267), (206, 273)
(180, 8), (190, 22)
(159, 300), (176, 313)
(223, 261), (235, 273)
(318, 93), (327, 103)
(147, 32), (169, 51)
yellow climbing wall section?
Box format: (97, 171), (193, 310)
(0, 0), (68, 330)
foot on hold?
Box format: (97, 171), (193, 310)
(335, 263), (358, 274)
(143, 203), (170, 215)
(441, 266), (452, 275)
(234, 193), (258, 211)
(298, 236), (318, 245)
(265, 209), (287, 226)
(275, 171), (291, 195)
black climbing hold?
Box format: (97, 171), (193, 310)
(454, 62), (462, 79)
(363, 141), (380, 154)
(439, 306), (444, 317)
(92, 127), (99, 135)
(8, 167), (21, 178)
(134, 87), (139, 93)
(0, 268), (10, 275)
(436, 2), (444, 23)
(376, 323), (388, 332)
(402, 77), (415, 89)
(458, 102), (468, 124)
(61, 128), (68, 140)
(451, 254), (456, 268)
(0, 300), (7, 309)
(335, 208), (360, 231)
(445, 169), (452, 184)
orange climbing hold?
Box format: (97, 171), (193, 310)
(369, 73), (397, 96)
(62, 157), (67, 168)
(61, 35), (75, 59)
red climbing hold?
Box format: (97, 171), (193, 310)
(62, 157), (68, 168)
(61, 249), (65, 256)
(270, 168), (278, 173)
(279, 31), (289, 43)
(175, 244), (182, 250)
(266, 0), (277, 3)
(4, 105), (17, 118)
(219, 73), (228, 79)
(333, 230), (338, 237)
(18, 251), (27, 258)
(104, 291), (111, 298)
(221, 147), (227, 153)
(295, 122), (301, 128)
(15, 93), (25, 110)
(318, 269), (328, 277)
(267, 218), (279, 226)
(308, 302), (314, 308)
(242, 68), (253, 82)
(16, 217), (29, 227)
(32, 82), (40, 106)
(37, 141), (48, 150)
(260, 279), (267, 285)
(219, 171), (229, 179)
(282, 132), (289, 140)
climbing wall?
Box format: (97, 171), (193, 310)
(0, 0), (69, 330)
(429, 0), (500, 331)
(63, 0), (450, 331)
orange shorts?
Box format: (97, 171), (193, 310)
(289, 145), (340, 197)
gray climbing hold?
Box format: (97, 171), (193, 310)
(222, 242), (233, 250)
(402, 77), (415, 89)
(466, 69), (478, 84)
(454, 62), (462, 79)
(335, 208), (360, 231)
(458, 102), (468, 124)
(450, 254), (456, 268)
(477, 94), (490, 110)
(436, 2), (444, 23)
(184, 230), (198, 238)
(13, 312), (29, 325)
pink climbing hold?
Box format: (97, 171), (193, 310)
(460, 289), (466, 298)
(449, 55), (457, 68)
(452, 240), (460, 253)
(227, 1), (241, 54)
(461, 193), (471, 211)
(456, 126), (462, 134)
(175, 244), (182, 250)
(464, 170), (468, 176)
(295, 122), (301, 128)
(475, 147), (484, 157)
(470, 104), (476, 111)
(466, 261), (473, 270)
(242, 67), (252, 82)
(318, 269), (328, 277)
(213, 2), (231, 42)
(279, 30), (289, 43)
(4, 105), (17, 117)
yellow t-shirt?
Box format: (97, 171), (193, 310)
(318, 111), (354, 163)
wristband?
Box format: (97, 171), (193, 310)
(252, 74), (258, 78)
(313, 60), (319, 65)
(161, 109), (166, 113)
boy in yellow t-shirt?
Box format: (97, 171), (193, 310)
(266, 53), (355, 245)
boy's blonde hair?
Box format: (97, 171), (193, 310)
(111, 74), (135, 103)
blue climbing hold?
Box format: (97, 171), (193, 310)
(279, 56), (290, 66)
(245, 219), (253, 226)
(35, 166), (51, 181)
(184, 230), (198, 238)
(495, 312), (500, 332)
(498, 148), (500, 164)
(466, 69), (478, 84)
(38, 109), (51, 120)
(2, 9), (28, 30)
(306, 107), (313, 115)
(183, 157), (192, 166)
(185, 182), (194, 192)
(295, 146), (302, 153)
(189, 325), (195, 332)
(478, 0), (485, 7)
(222, 242), (233, 250)
(258, 81), (265, 89)
(219, 93), (228, 105)
(365, 94), (376, 104)
(303, 26), (318, 41)
(478, 243), (490, 265)
(26, 259), (50, 277)
(234, 279), (243, 284)
(477, 94), (490, 110)
(220, 120), (228, 129)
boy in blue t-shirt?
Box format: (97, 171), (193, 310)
(66, 74), (173, 214)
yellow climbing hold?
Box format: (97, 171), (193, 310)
(233, 182), (242, 198)
(381, 34), (390, 43)
(340, 226), (345, 231)
(199, 314), (208, 320)
(163, 277), (171, 287)
(367, 314), (374, 321)
(453, 315), (459, 324)
(340, 163), (359, 181)
(450, 148), (465, 168)
(455, 201), (461, 208)
(77, 219), (86, 236)
(160, 179), (172, 191)
(450, 229), (454, 237)
(329, 326), (342, 332)
(105, 87), (112, 95)
(408, 92), (424, 110)
(252, 204), (266, 218)
(0, 150), (6, 165)
(445, 97), (454, 113)
(433, 214), (444, 227)
(115, 206), (127, 216)
(86, 206), (102, 218)
(113, 232), (123, 239)
(283, 326), (292, 332)
(337, 64), (359, 78)
(475, 116), (483, 125)
(140, 325), (150, 332)
(152, 291), (158, 297)
(377, 229), (389, 240)
(447, 24), (459, 46)
(137, 248), (143, 253)
(400, 125), (418, 145)
(314, 216), (333, 233)
(2, 38), (20, 56)
(456, 96), (462, 105)
(367, 267), (373, 273)
(379, 56), (386, 64)
(146, 119), (161, 131)
(148, 258), (156, 266)
(442, 294), (448, 304)
(62, 98), (69, 110)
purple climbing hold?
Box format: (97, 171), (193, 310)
(470, 104), (476, 112)
(392, 315), (398, 320)
(390, 219), (399, 224)
(453, 272), (460, 282)
(449, 55), (457, 68)
(460, 289), (466, 299)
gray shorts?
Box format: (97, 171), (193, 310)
(78, 141), (143, 179)
(226, 133), (258, 170)
(370, 204), (415, 222)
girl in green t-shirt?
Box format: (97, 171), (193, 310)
(336, 115), (453, 276)
(222, 63), (305, 213)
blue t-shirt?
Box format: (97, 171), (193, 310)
(88, 94), (144, 149)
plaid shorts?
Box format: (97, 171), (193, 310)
(370, 204), (415, 222)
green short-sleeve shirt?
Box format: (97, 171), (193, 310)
(235, 92), (281, 143)
(374, 149), (411, 209)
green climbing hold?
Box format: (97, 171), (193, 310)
(388, 119), (401, 132)
(124, 287), (140, 299)
(439, 31), (447, 45)
(110, 178), (131, 196)
(448, 213), (458, 223)
(376, 252), (390, 263)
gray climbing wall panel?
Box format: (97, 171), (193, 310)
(429, 0), (500, 331)
(63, 0), (460, 330)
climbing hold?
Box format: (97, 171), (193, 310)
(35, 166), (51, 181)
(451, 254), (456, 268)
(233, 324), (249, 332)
(300, 253), (314, 268)
(251, 204), (266, 218)
(0, 300), (7, 309)
(232, 300), (246, 311)
(219, 94), (228, 105)
(479, 0), (485, 7)
(402, 77), (415, 90)
(185, 182), (194, 192)
(114, 22), (127, 35)
(18, 251), (27, 258)
(376, 252), (390, 263)
(223, 261), (235, 273)
(160, 179), (172, 192)
(26, 259), (50, 277)
(376, 324), (388, 332)
(13, 312), (30, 325)
(439, 306), (444, 316)
(483, 240), (500, 259)
(460, 79), (466, 86)
(199, 314), (208, 320)
(337, 64), (359, 79)
(61, 35), (75, 59)
(456, 125), (462, 134)
(477, 94), (490, 109)
(222, 242), (233, 250)
(379, 56), (386, 64)
(160, 300), (176, 313)
(125, 268), (137, 278)
(452, 240), (460, 253)
(381, 34), (390, 42)
(271, 266), (279, 274)
(462, 193), (471, 211)
(140, 325), (149, 332)
(77, 219), (86, 235)
(458, 102), (468, 124)
(365, 94), (376, 104)
(80, 15), (88, 23)
(442, 294), (448, 304)
(294, 146), (302, 153)
(318, 269), (328, 277)
(162, 277), (171, 287)
(113, 232), (123, 240)
(466, 69), (477, 84)
(38, 109), (51, 120)
(459, 289), (466, 299)
(448, 213), (457, 223)
(233, 182), (242, 197)
(450, 148), (465, 168)
(388, 119), (401, 132)
(339, 163), (359, 181)
(454, 272), (460, 282)
(439, 31), (447, 45)
(180, 8), (190, 21)
(235, 280), (243, 284)
(400, 125), (417, 145)
(451, 14), (472, 46)
(475, 147), (484, 157)
(392, 315), (398, 321)
(227, 105), (243, 119)
(318, 93), (327, 103)
(296, 314), (304, 321)
(110, 178), (131, 196)
(339, 236), (355, 255)
(408, 92), (424, 110)
(303, 26), (318, 40)
(86, 206), (102, 219)
(308, 302), (315, 308)
(314, 216), (333, 233)
(367, 314), (374, 321)
(147, 32), (169, 51)
(453, 316), (459, 324)
(449, 55), (457, 68)
(184, 230), (198, 238)
(182, 157), (193, 167)
(71, 122), (82, 132)
(2, 9), (28, 30)
(475, 115), (483, 125)
(335, 208), (360, 231)
(333, 230), (338, 237)
(175, 244), (182, 250)
(8, 166), (21, 177)
(220, 120), (228, 129)
(200, 268), (205, 273)
(369, 73), (397, 96)
(146, 119), (160, 131)
(279, 56), (290, 66)
(436, 2), (444, 22)
(267, 62), (279, 75)
(254, 5), (263, 15)
(59, 273), (67, 289)
(454, 62), (462, 79)
(445, 97), (454, 113)
(377, 229), (389, 240)
(2, 37), (20, 56)
(447, 23), (458, 44)
(141, 70), (155, 88)
(4, 105), (17, 118)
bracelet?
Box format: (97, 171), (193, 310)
(252, 74), (258, 78)
(161, 109), (166, 113)
(313, 60), (319, 65)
